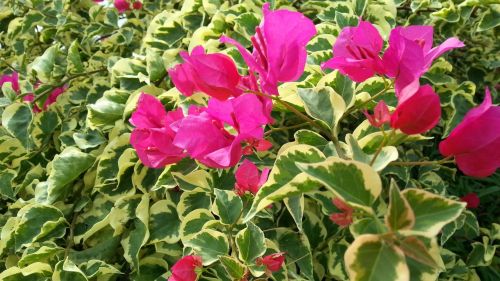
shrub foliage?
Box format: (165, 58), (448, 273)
(0, 0), (499, 281)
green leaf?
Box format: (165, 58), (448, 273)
(243, 144), (325, 222)
(0, 168), (17, 199)
(350, 217), (388, 237)
(86, 89), (127, 130)
(298, 87), (346, 132)
(185, 229), (229, 265)
(2, 102), (33, 149)
(149, 200), (181, 244)
(52, 259), (87, 281)
(385, 180), (415, 232)
(79, 260), (121, 279)
(219, 256), (247, 280)
(121, 194), (150, 269)
(440, 211), (466, 245)
(284, 195), (304, 231)
(67, 41), (84, 74)
(30, 44), (64, 83)
(401, 188), (466, 237)
(0, 262), (52, 280)
(345, 234), (409, 281)
(236, 222), (266, 264)
(467, 241), (498, 267)
(405, 236), (443, 281)
(46, 147), (96, 203)
(298, 156), (382, 212)
(335, 12), (358, 28)
(353, 0), (368, 16)
(443, 93), (475, 137)
(346, 134), (398, 171)
(177, 187), (212, 218)
(31, 110), (61, 148)
(14, 204), (67, 250)
(276, 229), (313, 280)
(363, 0), (396, 37)
(398, 236), (439, 268)
(73, 129), (106, 149)
(477, 6), (500, 32)
(146, 49), (167, 82)
(180, 209), (215, 242)
(214, 189), (243, 225)
(18, 243), (64, 268)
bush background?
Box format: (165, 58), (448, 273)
(0, 0), (499, 280)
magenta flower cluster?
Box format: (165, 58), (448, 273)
(326, 20), (464, 135)
(0, 72), (66, 112)
(127, 5), (499, 178)
(129, 3), (316, 169)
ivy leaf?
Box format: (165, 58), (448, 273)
(2, 103), (33, 149)
(236, 222), (266, 264)
(298, 156), (382, 212)
(46, 147), (96, 203)
(219, 256), (247, 280)
(401, 189), (466, 237)
(185, 229), (229, 265)
(398, 236), (440, 268)
(385, 180), (415, 232)
(243, 144), (325, 222)
(345, 234), (409, 281)
(298, 87), (346, 132)
(148, 200), (181, 244)
(214, 189), (243, 225)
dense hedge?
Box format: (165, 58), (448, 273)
(0, 0), (499, 281)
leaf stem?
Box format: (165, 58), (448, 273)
(345, 78), (394, 116)
(249, 90), (331, 137)
(389, 156), (455, 166)
(264, 122), (310, 136)
(369, 129), (395, 166)
(0, 58), (19, 73)
(248, 89), (347, 158)
(23, 68), (107, 103)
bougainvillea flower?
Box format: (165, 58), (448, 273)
(322, 20), (385, 82)
(383, 26), (464, 99)
(114, 0), (130, 13)
(329, 198), (353, 227)
(363, 100), (391, 128)
(168, 255), (203, 281)
(242, 138), (273, 155)
(220, 3), (316, 95)
(174, 94), (270, 168)
(130, 93), (186, 168)
(169, 46), (242, 100)
(0, 71), (20, 92)
(439, 88), (500, 177)
(206, 94), (270, 137)
(173, 110), (241, 168)
(23, 85), (67, 113)
(390, 85), (441, 135)
(461, 193), (480, 209)
(256, 252), (286, 272)
(1, 72), (66, 112)
(132, 1), (142, 9)
(234, 159), (270, 196)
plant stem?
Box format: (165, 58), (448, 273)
(369, 129), (395, 166)
(249, 90), (330, 136)
(26, 68), (107, 103)
(248, 90), (347, 158)
(389, 156), (455, 166)
(264, 122), (310, 136)
(0, 58), (18, 72)
(345, 79), (394, 116)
